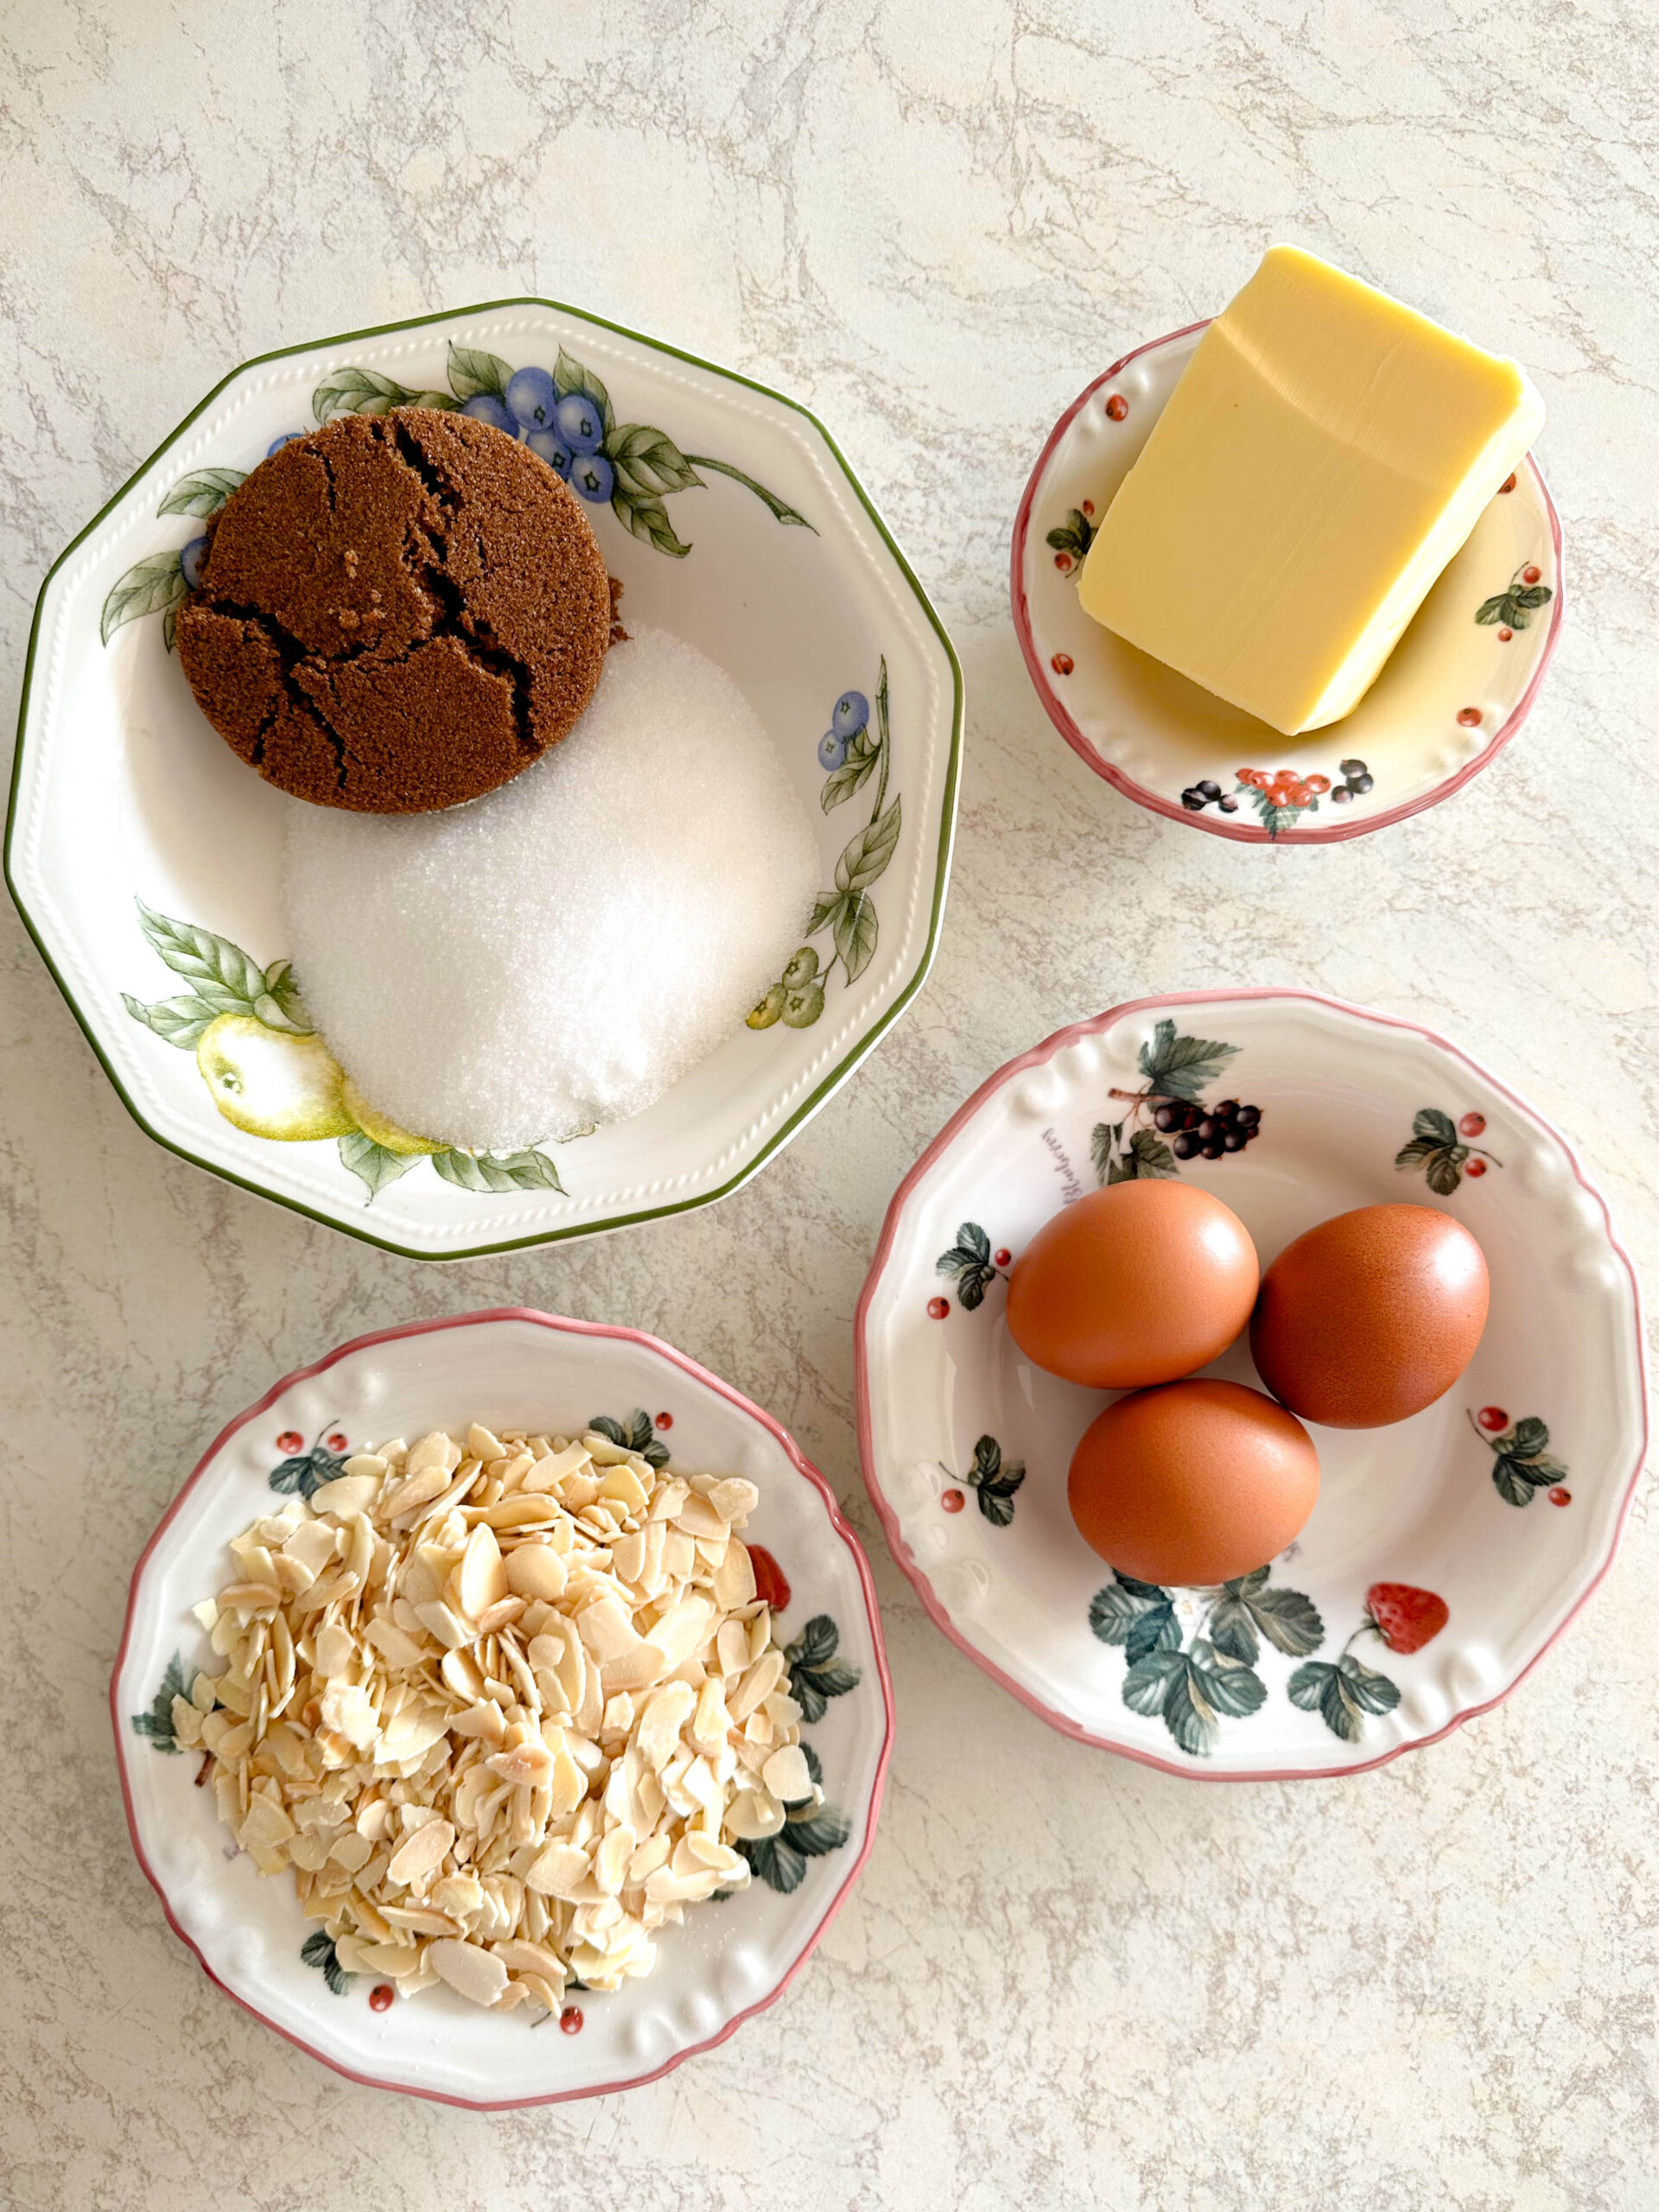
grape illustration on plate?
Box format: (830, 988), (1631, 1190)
(1090, 1019), (1262, 1183)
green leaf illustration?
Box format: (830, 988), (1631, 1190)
(784, 1614), (861, 1724)
(430, 1147), (565, 1195)
(1139, 1020), (1240, 1103)
(1090, 1120), (1122, 1182)
(963, 1435), (1025, 1528)
(100, 550), (190, 645)
(1106, 1126), (1178, 1185)
(1088, 1573), (1178, 1662)
(270, 1439), (349, 1499)
(255, 958), (314, 1034)
(833, 890), (878, 984)
(820, 750), (876, 812)
(313, 366), (416, 422)
(936, 1222), (997, 1310)
(135, 899), (267, 1011)
(1044, 508), (1096, 563)
(157, 467), (246, 518)
(682, 454), (814, 530)
(610, 483), (692, 558)
(130, 1651), (189, 1751)
(589, 1411), (669, 1470)
(1477, 582), (1553, 630)
(300, 1928), (351, 1995)
(446, 342), (512, 402)
(835, 798), (902, 894)
(1211, 1572), (1324, 1662)
(1288, 1652), (1401, 1741)
(553, 348), (613, 435)
(336, 1133), (420, 1201)
(1476, 594), (1510, 626)
(607, 423), (702, 498)
(122, 992), (217, 1049)
(1414, 1109), (1458, 1146)
(1122, 1645), (1185, 1719)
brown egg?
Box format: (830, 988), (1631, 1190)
(1006, 1180), (1258, 1389)
(1250, 1203), (1489, 1429)
(1068, 1378), (1319, 1586)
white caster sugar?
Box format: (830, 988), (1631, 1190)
(283, 626), (821, 1151)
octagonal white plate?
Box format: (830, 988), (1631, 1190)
(856, 990), (1644, 1779)
(8, 298), (962, 1257)
(112, 1308), (893, 2106)
(1013, 321), (1564, 842)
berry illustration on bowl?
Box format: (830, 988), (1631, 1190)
(1362, 1582), (1450, 1655)
(276, 1430), (303, 1454)
(832, 691), (869, 739)
(504, 365), (558, 432)
(552, 391), (605, 454)
(570, 454), (615, 504)
(1094, 1018), (1262, 1181)
(747, 1544), (791, 1612)
(1478, 1406), (1509, 1432)
(460, 393), (513, 435)
(181, 536), (209, 590)
(1105, 393), (1128, 421)
(926, 1296), (950, 1320)
(1468, 1408), (1569, 1507)
(524, 428), (574, 479)
(1396, 1108), (1502, 1195)
(1459, 1113), (1486, 1137)
(818, 731), (849, 772)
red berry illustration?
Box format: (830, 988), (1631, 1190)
(327, 1432), (349, 1453)
(747, 1544), (791, 1612)
(993, 1248), (1012, 1268)
(927, 1296), (949, 1319)
(1497, 626), (1513, 641)
(559, 2006), (584, 2034)
(1522, 564), (1541, 585)
(1499, 472), (1516, 493)
(1457, 707), (1483, 728)
(1051, 652), (1074, 675)
(1306, 774), (1331, 796)
(1465, 1158), (1487, 1178)
(1082, 499), (1095, 516)
(942, 1488), (965, 1514)
(654, 1410), (673, 1430)
(276, 1430), (303, 1453)
(1478, 1406), (1509, 1432)
(1105, 394), (1128, 421)
(1054, 552), (1072, 571)
(1364, 1582), (1449, 1655)
(369, 1983), (393, 2013)
(1549, 1486), (1572, 1507)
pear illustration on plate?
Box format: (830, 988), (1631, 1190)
(195, 1013), (358, 1141)
(339, 1077), (441, 1156)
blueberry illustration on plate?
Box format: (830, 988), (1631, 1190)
(569, 454), (614, 504)
(553, 391), (605, 454)
(461, 393), (514, 435)
(832, 691), (868, 739)
(266, 431), (305, 457)
(181, 535), (208, 590)
(525, 428), (574, 480)
(818, 731), (848, 771)
(504, 365), (557, 432)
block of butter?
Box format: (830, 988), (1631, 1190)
(1078, 246), (1544, 734)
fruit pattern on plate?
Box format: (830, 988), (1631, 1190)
(748, 663), (903, 1033)
(1395, 1107), (1502, 1193)
(100, 341), (815, 646)
(1469, 1407), (1572, 1509)
(122, 900), (573, 1204)
(936, 1434), (1027, 1528)
(1185, 759), (1374, 836)
(1090, 1019), (1263, 1184)
(1088, 1567), (1451, 1757)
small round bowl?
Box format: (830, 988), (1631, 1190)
(111, 1308), (893, 2107)
(9, 298), (963, 1258)
(855, 990), (1644, 1780)
(1012, 322), (1564, 842)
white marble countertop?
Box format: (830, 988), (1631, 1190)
(3, 4), (1656, 2206)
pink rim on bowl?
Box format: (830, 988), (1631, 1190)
(111, 1306), (895, 2108)
(1010, 322), (1567, 844)
(854, 988), (1647, 1783)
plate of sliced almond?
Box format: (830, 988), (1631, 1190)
(111, 1306), (891, 2107)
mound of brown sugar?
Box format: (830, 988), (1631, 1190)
(175, 408), (613, 813)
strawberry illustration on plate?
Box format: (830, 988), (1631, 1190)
(1288, 1581), (1449, 1743)
(747, 1544), (791, 1613)
(1362, 1582), (1450, 1655)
